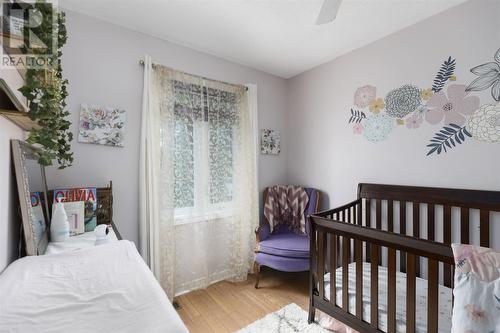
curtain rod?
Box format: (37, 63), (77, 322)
(139, 59), (248, 91)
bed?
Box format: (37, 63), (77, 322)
(0, 240), (188, 333)
(308, 183), (500, 333)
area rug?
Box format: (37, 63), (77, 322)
(236, 303), (330, 333)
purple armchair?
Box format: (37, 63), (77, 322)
(253, 187), (321, 288)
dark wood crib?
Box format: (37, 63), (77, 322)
(308, 183), (500, 333)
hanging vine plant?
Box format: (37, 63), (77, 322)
(18, 1), (73, 168)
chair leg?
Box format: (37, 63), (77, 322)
(254, 262), (260, 289)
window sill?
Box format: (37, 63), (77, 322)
(174, 211), (233, 225)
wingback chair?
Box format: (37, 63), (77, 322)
(253, 187), (321, 288)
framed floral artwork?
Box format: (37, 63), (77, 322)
(78, 104), (126, 147)
(261, 129), (280, 155)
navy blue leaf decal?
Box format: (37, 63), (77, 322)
(432, 56), (456, 93)
(426, 123), (471, 156)
(348, 109), (366, 124)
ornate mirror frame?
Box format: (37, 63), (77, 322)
(11, 139), (50, 255)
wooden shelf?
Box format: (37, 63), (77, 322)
(0, 110), (39, 131)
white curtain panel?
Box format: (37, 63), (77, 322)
(139, 57), (259, 300)
(139, 54), (162, 280)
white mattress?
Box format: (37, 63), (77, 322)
(324, 262), (452, 333)
(0, 241), (188, 333)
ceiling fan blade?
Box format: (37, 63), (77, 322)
(316, 0), (342, 25)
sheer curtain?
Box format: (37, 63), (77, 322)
(139, 55), (259, 299)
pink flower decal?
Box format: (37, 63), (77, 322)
(354, 85), (376, 108)
(353, 123), (364, 134)
(406, 114), (423, 129)
(425, 84), (480, 126)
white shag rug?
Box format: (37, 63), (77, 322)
(236, 303), (330, 333)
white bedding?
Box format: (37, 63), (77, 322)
(323, 262), (452, 333)
(44, 230), (119, 255)
(0, 241), (188, 333)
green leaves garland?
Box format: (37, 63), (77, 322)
(432, 56), (456, 93)
(18, 1), (73, 168)
(348, 109), (366, 123)
(426, 123), (472, 156)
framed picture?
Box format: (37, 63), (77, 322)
(78, 104), (126, 147)
(261, 129), (280, 155)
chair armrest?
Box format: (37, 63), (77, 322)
(255, 222), (270, 251)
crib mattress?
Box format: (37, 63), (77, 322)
(323, 262), (452, 333)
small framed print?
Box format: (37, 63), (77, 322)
(261, 129), (280, 155)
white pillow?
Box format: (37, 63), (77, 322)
(451, 243), (500, 333)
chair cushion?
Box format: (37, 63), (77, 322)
(258, 229), (309, 258)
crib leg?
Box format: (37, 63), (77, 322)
(254, 262), (260, 289)
(308, 306), (316, 324)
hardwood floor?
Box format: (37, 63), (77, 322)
(174, 267), (309, 333)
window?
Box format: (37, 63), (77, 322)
(172, 80), (238, 221)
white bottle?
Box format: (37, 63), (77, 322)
(51, 201), (70, 242)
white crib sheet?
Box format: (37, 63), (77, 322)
(323, 262), (452, 333)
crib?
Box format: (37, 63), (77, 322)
(308, 183), (500, 333)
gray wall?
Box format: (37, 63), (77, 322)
(45, 11), (289, 245)
(286, 0), (500, 249)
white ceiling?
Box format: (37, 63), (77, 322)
(59, 0), (467, 78)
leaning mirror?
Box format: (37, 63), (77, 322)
(11, 140), (50, 256)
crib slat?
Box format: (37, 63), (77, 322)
(387, 248), (396, 333)
(318, 231), (325, 300)
(413, 202), (420, 277)
(365, 199), (371, 262)
(342, 236), (350, 312)
(330, 234), (337, 305)
(375, 199), (381, 230)
(413, 202), (420, 238)
(400, 201), (407, 273)
(376, 199), (382, 265)
(337, 212), (342, 265)
(357, 201), (362, 226)
(460, 207), (469, 244)
(428, 259), (439, 333)
(346, 207), (351, 224)
(406, 253), (416, 333)
(355, 239), (363, 319)
(370, 244), (379, 329)
(480, 209), (489, 247)
(388, 200), (393, 232)
(428, 204), (435, 241)
(443, 205), (452, 288)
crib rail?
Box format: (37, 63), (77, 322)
(309, 215), (453, 333)
(308, 183), (500, 333)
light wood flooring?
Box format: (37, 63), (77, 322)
(174, 267), (309, 333)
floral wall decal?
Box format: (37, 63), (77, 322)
(362, 114), (393, 142)
(385, 84), (421, 118)
(425, 84), (479, 125)
(467, 103), (500, 142)
(347, 48), (500, 156)
(432, 56), (456, 93)
(353, 85), (376, 108)
(348, 109), (366, 123)
(466, 48), (500, 102)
